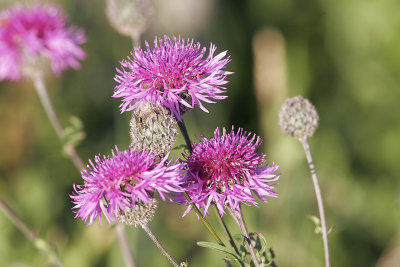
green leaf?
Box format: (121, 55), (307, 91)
(249, 232), (265, 252)
(247, 232), (277, 266)
(234, 234), (245, 242)
(197, 241), (236, 256)
(306, 214), (323, 234)
(223, 258), (235, 267)
(197, 241), (245, 267)
(306, 214), (321, 226)
(61, 116), (86, 150)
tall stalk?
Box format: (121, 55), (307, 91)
(300, 138), (330, 267)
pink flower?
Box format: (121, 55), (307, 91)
(113, 36), (232, 120)
(0, 4), (86, 81)
(70, 146), (183, 225)
(180, 127), (280, 217)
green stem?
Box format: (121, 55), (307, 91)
(0, 198), (63, 267)
(176, 118), (193, 154)
(183, 192), (225, 247)
(213, 205), (240, 255)
(141, 222), (181, 267)
(176, 117), (225, 246)
(31, 73), (85, 170)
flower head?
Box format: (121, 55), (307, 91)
(279, 96), (319, 140)
(180, 127), (280, 217)
(113, 36), (232, 120)
(70, 146), (183, 225)
(0, 4), (86, 81)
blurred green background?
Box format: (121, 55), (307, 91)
(1, 0), (400, 266)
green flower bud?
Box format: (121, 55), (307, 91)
(130, 102), (178, 155)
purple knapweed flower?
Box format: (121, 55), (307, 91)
(180, 127), (280, 217)
(70, 146), (183, 225)
(0, 4), (86, 81)
(113, 35), (232, 120)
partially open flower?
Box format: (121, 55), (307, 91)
(179, 127), (280, 217)
(279, 96), (319, 140)
(113, 35), (232, 120)
(70, 146), (183, 225)
(0, 4), (86, 81)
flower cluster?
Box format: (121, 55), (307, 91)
(71, 146), (183, 225)
(113, 35), (232, 120)
(0, 4), (86, 81)
(180, 127), (280, 216)
(0, 0), (293, 264)
(72, 35), (281, 226)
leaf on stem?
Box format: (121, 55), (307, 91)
(197, 241), (245, 267)
(62, 116), (85, 150)
(232, 233), (276, 266)
(306, 213), (323, 234)
(249, 232), (276, 266)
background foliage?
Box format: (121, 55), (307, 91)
(1, 0), (399, 266)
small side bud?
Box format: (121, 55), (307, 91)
(279, 96), (319, 140)
(106, 0), (153, 39)
(130, 102), (178, 155)
(118, 198), (158, 227)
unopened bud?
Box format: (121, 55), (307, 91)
(130, 102), (178, 155)
(279, 96), (319, 140)
(106, 0), (153, 39)
(118, 198), (158, 227)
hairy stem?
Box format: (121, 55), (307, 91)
(31, 74), (135, 267)
(141, 223), (181, 267)
(0, 198), (63, 267)
(300, 138), (330, 267)
(230, 207), (260, 267)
